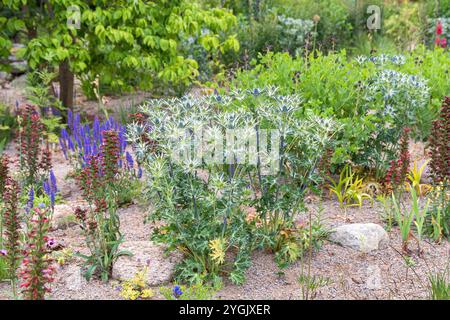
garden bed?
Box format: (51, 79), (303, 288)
(0, 140), (447, 300)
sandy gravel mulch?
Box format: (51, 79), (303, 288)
(216, 202), (449, 300)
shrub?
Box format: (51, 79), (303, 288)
(128, 88), (337, 284)
(271, 0), (353, 51)
(384, 1), (427, 50)
(1, 1), (240, 108)
(232, 49), (440, 179)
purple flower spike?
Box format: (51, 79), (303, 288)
(126, 152), (134, 168)
(50, 170), (58, 192)
(26, 186), (35, 212)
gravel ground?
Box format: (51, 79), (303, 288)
(0, 130), (448, 301)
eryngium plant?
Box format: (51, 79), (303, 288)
(127, 87), (339, 284)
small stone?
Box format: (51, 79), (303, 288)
(329, 223), (389, 253)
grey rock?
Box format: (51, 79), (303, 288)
(10, 61), (27, 75)
(112, 241), (183, 286)
(0, 71), (11, 81)
(329, 223), (389, 253)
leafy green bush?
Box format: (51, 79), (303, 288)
(272, 0), (353, 50)
(384, 1), (428, 50)
(231, 48), (446, 178)
(1, 1), (240, 108)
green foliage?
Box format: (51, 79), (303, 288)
(384, 1), (427, 50)
(428, 268), (450, 300)
(0, 103), (16, 144)
(401, 46), (450, 113)
(25, 69), (65, 144)
(376, 194), (396, 232)
(0, 256), (7, 281)
(392, 188), (430, 253)
(328, 165), (372, 208)
(1, 0), (239, 99)
(392, 191), (415, 252)
(297, 273), (332, 300)
(232, 48), (445, 178)
(426, 186), (450, 241)
(160, 282), (219, 300)
(271, 0), (353, 51)
(128, 88), (337, 284)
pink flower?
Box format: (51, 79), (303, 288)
(0, 249), (7, 256)
(436, 21), (443, 36)
(440, 38), (447, 48)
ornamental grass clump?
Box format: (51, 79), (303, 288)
(74, 130), (131, 282)
(127, 87), (338, 284)
(19, 204), (55, 300)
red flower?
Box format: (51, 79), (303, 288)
(436, 20), (443, 36)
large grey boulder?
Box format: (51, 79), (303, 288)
(329, 223), (389, 253)
(112, 241), (183, 286)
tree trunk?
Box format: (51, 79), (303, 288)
(59, 60), (74, 110)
